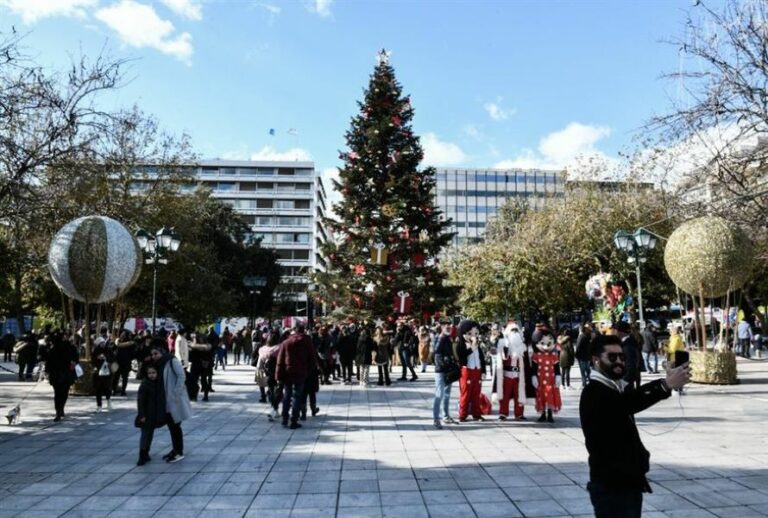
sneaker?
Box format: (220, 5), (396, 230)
(442, 416), (457, 424)
(53, 415), (61, 423)
(202, 395), (209, 401)
(289, 422), (302, 430)
(409, 376), (418, 382)
(96, 406), (102, 413)
(167, 453), (185, 463)
(473, 416), (485, 421)
(433, 419), (443, 429)
(106, 400), (112, 411)
(311, 407), (320, 417)
(499, 415), (507, 421)
(300, 414), (307, 421)
(162, 451), (175, 462)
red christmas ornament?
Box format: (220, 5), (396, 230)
(352, 294), (363, 308)
(412, 252), (426, 267)
(400, 227), (410, 240)
(388, 255), (400, 270)
(354, 264), (366, 275)
(391, 115), (402, 126)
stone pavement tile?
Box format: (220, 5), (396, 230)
(292, 492), (337, 508)
(729, 476), (768, 490)
(493, 475), (537, 488)
(378, 478), (416, 492)
(726, 489), (768, 505)
(340, 479), (379, 492)
(380, 490), (424, 505)
(265, 470), (306, 483)
(503, 486), (550, 501)
(339, 506), (383, 518)
(151, 511), (200, 518)
(555, 496), (594, 515)
(341, 469), (378, 480)
(645, 493), (702, 511)
(15, 482), (69, 495)
(114, 495), (170, 511)
(251, 493), (297, 509)
(414, 467), (451, 479)
(18, 512), (65, 518)
(514, 498), (568, 517)
(462, 488), (511, 504)
(470, 502), (523, 518)
(698, 477), (752, 492)
(541, 483), (588, 500)
(245, 509), (290, 518)
(61, 511), (112, 518)
(33, 495), (87, 512)
(231, 471), (267, 484)
(71, 496), (129, 512)
(460, 477), (498, 490)
(421, 489), (468, 505)
(528, 473), (574, 486)
(190, 472), (232, 484)
(290, 507), (336, 518)
(205, 495), (254, 510)
(426, 503), (476, 517)
(749, 503), (768, 515)
(680, 490), (740, 508)
(158, 495), (213, 511)
(381, 504), (429, 518)
(299, 480), (338, 493)
(218, 481), (261, 495)
(664, 510), (718, 517)
(416, 477), (458, 491)
(258, 481), (302, 495)
(658, 479), (714, 494)
(176, 482), (224, 496)
(338, 491), (381, 507)
(710, 507), (766, 518)
(92, 484), (146, 497)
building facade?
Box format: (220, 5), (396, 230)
(194, 160), (327, 316)
(434, 168), (564, 245)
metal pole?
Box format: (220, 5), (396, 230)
(151, 258), (158, 336)
(635, 259), (644, 327)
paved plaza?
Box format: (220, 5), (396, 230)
(1, 359), (768, 518)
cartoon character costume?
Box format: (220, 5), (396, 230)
(531, 327), (562, 423)
(491, 323), (527, 420)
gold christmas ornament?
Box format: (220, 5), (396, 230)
(382, 204), (397, 217)
(664, 216), (753, 297)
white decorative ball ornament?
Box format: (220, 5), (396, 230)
(48, 216), (143, 303)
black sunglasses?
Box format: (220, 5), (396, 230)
(604, 352), (625, 362)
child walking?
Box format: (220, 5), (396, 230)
(136, 365), (166, 466)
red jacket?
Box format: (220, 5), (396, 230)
(276, 332), (313, 384)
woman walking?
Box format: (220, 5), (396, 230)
(92, 336), (115, 412)
(558, 328), (574, 390)
(418, 326), (431, 373)
(373, 326), (391, 386)
(356, 325), (375, 388)
(45, 331), (79, 422)
(150, 343), (193, 463)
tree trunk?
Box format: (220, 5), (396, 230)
(12, 264), (25, 334)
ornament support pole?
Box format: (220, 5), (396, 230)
(635, 262), (645, 327)
(151, 259), (158, 336)
(84, 299), (91, 362)
(699, 286), (707, 351)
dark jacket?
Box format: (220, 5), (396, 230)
(276, 332), (313, 384)
(455, 339), (486, 372)
(337, 332), (356, 362)
(579, 378), (671, 491)
(574, 331), (592, 362)
(396, 326), (417, 353)
(46, 342), (78, 386)
(641, 329), (657, 354)
(433, 334), (456, 374)
(356, 331), (375, 366)
(137, 378), (166, 429)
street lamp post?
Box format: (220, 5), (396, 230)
(614, 228), (657, 327)
(135, 227), (181, 335)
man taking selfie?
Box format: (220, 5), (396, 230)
(580, 334), (690, 518)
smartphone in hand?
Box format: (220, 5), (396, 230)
(674, 350), (689, 368)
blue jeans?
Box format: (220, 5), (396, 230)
(578, 360), (591, 385)
(400, 349), (416, 379)
(433, 372), (452, 420)
(281, 382), (304, 425)
(643, 351), (658, 373)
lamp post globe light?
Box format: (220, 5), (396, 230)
(135, 227), (181, 335)
(613, 228), (657, 327)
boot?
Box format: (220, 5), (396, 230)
(137, 449), (151, 466)
(537, 411), (547, 422)
(546, 409), (554, 423)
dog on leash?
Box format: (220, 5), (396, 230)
(6, 404), (20, 425)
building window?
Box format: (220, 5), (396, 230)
(240, 182), (256, 191)
(240, 214), (256, 225)
(278, 168), (294, 176)
(295, 200), (310, 209)
(257, 182), (274, 189)
(256, 199), (273, 209)
(216, 182), (236, 192)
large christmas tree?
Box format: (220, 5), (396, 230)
(316, 50), (456, 322)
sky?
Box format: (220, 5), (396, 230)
(0, 0), (702, 189)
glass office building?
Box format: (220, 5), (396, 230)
(434, 168), (564, 245)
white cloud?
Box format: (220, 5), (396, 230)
(95, 0), (193, 64)
(249, 145), (313, 162)
(257, 3), (281, 15)
(306, 0), (332, 17)
(421, 132), (467, 166)
(160, 0), (202, 20)
(483, 97), (515, 121)
(0, 0), (96, 23)
(494, 122), (612, 171)
(463, 124), (483, 141)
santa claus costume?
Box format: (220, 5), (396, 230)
(531, 327), (562, 423)
(491, 323), (527, 420)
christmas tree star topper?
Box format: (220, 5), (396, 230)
(376, 49), (391, 66)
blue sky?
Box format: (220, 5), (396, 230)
(0, 0), (699, 183)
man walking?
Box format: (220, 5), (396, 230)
(276, 324), (312, 429)
(737, 318), (753, 358)
(640, 324), (659, 374)
(580, 334), (689, 518)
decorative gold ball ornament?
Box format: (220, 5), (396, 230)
(664, 216), (753, 298)
(382, 204), (397, 218)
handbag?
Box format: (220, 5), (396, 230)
(443, 360), (461, 384)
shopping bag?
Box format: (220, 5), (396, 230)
(479, 393), (492, 416)
(74, 363), (84, 378)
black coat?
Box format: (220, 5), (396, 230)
(579, 378), (670, 491)
(137, 378), (166, 429)
(621, 335), (642, 382)
(46, 342), (78, 386)
(356, 332), (374, 366)
(433, 334), (456, 374)
(455, 339), (486, 373)
(574, 332), (592, 362)
(338, 333), (356, 362)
